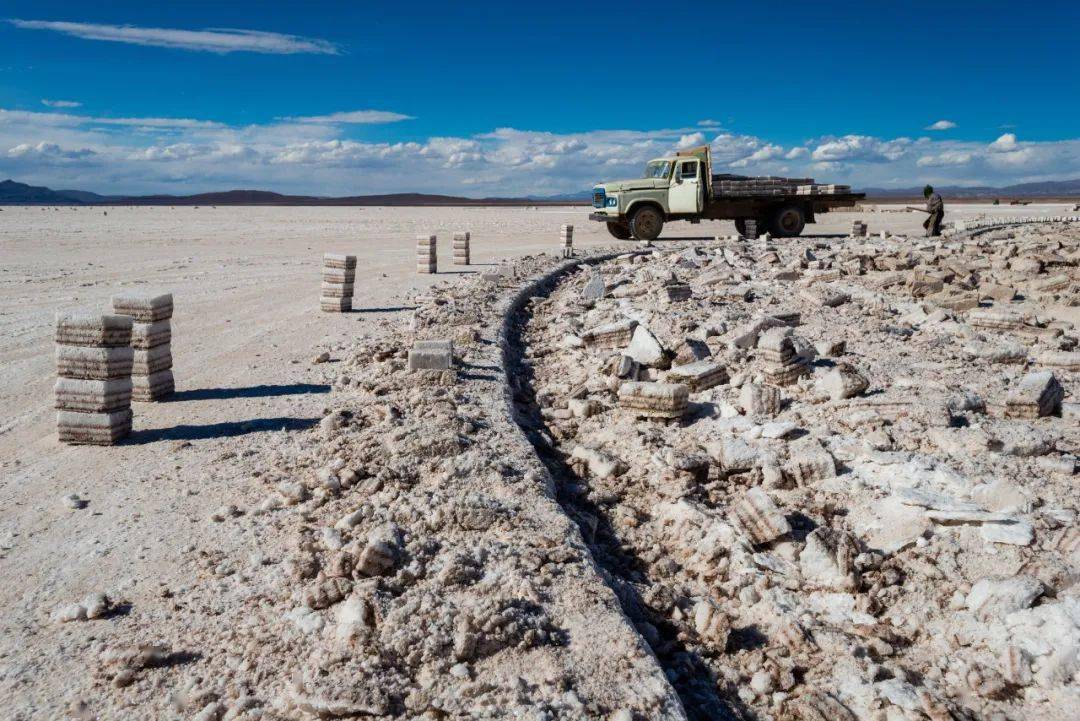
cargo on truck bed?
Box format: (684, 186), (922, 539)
(588, 145), (864, 240)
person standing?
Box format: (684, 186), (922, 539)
(924, 184), (944, 237)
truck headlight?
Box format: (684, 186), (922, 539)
(606, 196), (618, 207)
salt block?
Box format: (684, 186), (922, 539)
(322, 267), (356, 284)
(320, 297), (353, 312)
(730, 487), (790, 545)
(57, 408), (132, 445)
(625, 325), (666, 367)
(55, 311), (132, 348)
(320, 281), (355, 298)
(617, 381), (688, 418)
(408, 339), (453, 370)
(132, 345), (173, 375)
(131, 369), (174, 401)
(55, 377), (132, 413)
(1005, 371), (1063, 418)
(818, 363), (869, 401)
(582, 320), (637, 349)
(667, 361), (728, 392)
(130, 320), (171, 350)
(322, 253), (356, 269)
(56, 345), (134, 380)
(111, 292), (173, 322)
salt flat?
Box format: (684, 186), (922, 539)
(0, 202), (1074, 719)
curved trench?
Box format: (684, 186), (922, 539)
(499, 250), (749, 721)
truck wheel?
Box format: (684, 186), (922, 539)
(734, 219), (747, 236)
(771, 205), (806, 237)
(629, 206), (664, 241)
(606, 222), (632, 240)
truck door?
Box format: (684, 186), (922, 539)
(669, 159), (702, 214)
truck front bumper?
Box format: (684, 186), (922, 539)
(588, 212), (623, 224)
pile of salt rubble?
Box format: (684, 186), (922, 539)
(518, 222), (1078, 721)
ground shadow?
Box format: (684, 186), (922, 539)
(127, 417), (318, 443)
(163, 384), (330, 402)
(349, 306), (416, 314)
(434, 270), (479, 275)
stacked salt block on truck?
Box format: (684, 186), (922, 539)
(453, 231), (470, 265)
(560, 225), (573, 258)
(321, 254), (356, 312)
(55, 310), (133, 445)
(417, 235), (437, 274)
(112, 292), (175, 401)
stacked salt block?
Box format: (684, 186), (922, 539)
(416, 235), (437, 274)
(55, 310), (134, 445)
(560, 225), (573, 258)
(758, 327), (809, 386)
(452, 231), (470, 265)
(617, 381), (688, 419)
(321, 254), (356, 312)
(581, 319), (637, 349)
(744, 219), (758, 240)
(112, 292), (175, 401)
(851, 220), (868, 237)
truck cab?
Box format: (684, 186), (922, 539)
(589, 148), (711, 241)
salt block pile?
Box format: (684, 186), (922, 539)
(416, 234), (437, 274)
(112, 292), (174, 401)
(743, 219), (758, 239)
(559, 224), (573, 258)
(452, 231), (470, 265)
(851, 219), (868, 237)
(321, 253), (356, 312)
(519, 219), (1080, 720)
(55, 310), (133, 445)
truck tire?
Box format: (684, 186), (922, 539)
(606, 222), (632, 240)
(770, 204), (806, 237)
(629, 205), (664, 241)
(734, 219), (747, 237)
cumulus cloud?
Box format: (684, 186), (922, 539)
(812, 135), (913, 163)
(42, 99), (81, 108)
(284, 110), (414, 124)
(989, 133), (1018, 152)
(1, 106), (1078, 196)
(925, 120), (957, 131)
(676, 132), (705, 149)
(7, 19), (340, 55)
(7, 141), (97, 164)
(916, 151), (973, 167)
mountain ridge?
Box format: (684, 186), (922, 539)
(3, 178), (1080, 206)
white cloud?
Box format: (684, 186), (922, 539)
(676, 132), (705, 149)
(285, 110), (414, 125)
(811, 135), (912, 163)
(7, 141), (97, 164)
(42, 99), (81, 108)
(7, 19), (340, 55)
(925, 120), (957, 131)
(1, 107), (1078, 196)
(989, 133), (1018, 152)
(697, 119), (721, 127)
(916, 151), (973, 167)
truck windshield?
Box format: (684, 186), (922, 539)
(643, 161), (671, 179)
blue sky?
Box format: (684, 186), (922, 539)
(1, 0), (1078, 195)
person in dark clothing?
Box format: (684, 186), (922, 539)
(924, 184), (944, 237)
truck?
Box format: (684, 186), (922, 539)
(587, 145), (865, 241)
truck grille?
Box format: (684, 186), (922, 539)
(592, 188), (605, 208)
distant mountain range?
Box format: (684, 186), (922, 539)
(2, 177), (1080, 206)
(0, 179), (588, 206)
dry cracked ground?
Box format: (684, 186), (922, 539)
(0, 206), (1077, 721)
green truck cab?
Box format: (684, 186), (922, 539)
(588, 145), (864, 241)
